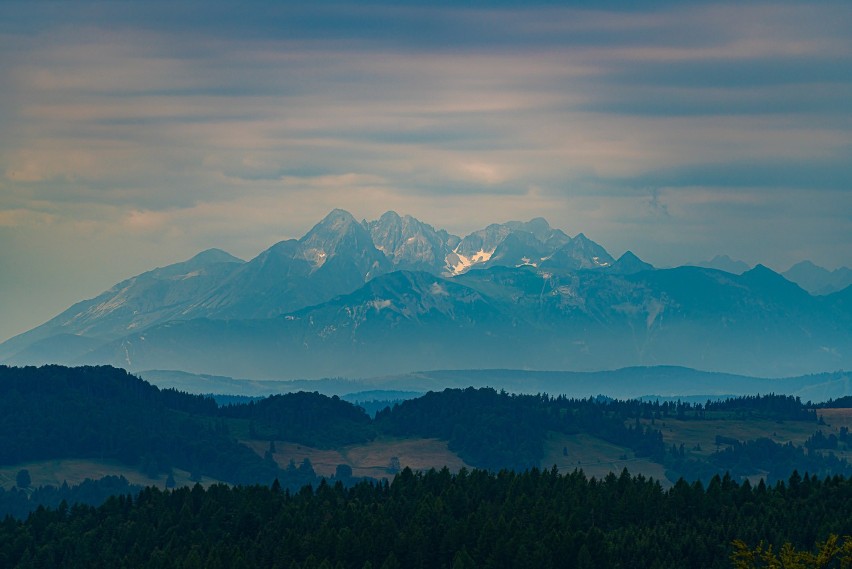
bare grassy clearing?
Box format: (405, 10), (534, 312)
(0, 459), (220, 490)
(543, 433), (669, 486)
(643, 416), (821, 459)
(244, 438), (470, 479)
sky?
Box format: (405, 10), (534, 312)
(0, 0), (850, 342)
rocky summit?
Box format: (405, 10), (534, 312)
(2, 210), (850, 379)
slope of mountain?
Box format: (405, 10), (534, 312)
(2, 210), (395, 361)
(78, 270), (521, 379)
(783, 261), (852, 295)
(481, 231), (551, 269)
(539, 233), (616, 271)
(193, 210), (393, 320)
(71, 264), (852, 379)
(0, 249), (244, 361)
(1, 209), (618, 364)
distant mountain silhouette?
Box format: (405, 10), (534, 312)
(2, 210), (849, 379)
(692, 254), (751, 274)
(783, 260), (852, 295)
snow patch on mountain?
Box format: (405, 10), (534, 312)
(471, 249), (493, 263)
(448, 250), (472, 275)
(370, 299), (392, 311)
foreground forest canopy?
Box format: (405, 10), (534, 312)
(4, 467), (852, 568)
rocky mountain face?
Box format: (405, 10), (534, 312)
(3, 209), (849, 379)
(365, 211), (459, 274)
(74, 264), (851, 379)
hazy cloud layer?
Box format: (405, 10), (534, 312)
(1, 1), (850, 341)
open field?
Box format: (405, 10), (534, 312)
(817, 408), (852, 430)
(244, 437), (471, 479)
(814, 408), (852, 462)
(0, 459), (221, 491)
(644, 415), (821, 460)
(543, 433), (669, 485)
(7, 411), (851, 492)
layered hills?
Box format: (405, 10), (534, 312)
(2, 209), (850, 379)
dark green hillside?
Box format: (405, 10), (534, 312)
(0, 365), (277, 485)
(374, 388), (667, 471)
(4, 468), (852, 568)
(220, 391), (376, 448)
(3, 365), (851, 497)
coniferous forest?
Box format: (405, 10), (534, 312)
(3, 365), (852, 567)
(3, 467), (852, 568)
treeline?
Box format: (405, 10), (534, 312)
(4, 468), (852, 568)
(220, 391), (376, 448)
(0, 366), (836, 490)
(0, 366), (668, 476)
(0, 366), (287, 486)
(631, 394), (816, 422)
(665, 438), (852, 484)
(0, 476), (142, 520)
(375, 388), (666, 470)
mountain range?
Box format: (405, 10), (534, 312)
(691, 255), (852, 295)
(2, 209), (850, 379)
(782, 261), (852, 296)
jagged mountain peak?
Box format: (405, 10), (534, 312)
(608, 251), (654, 275)
(367, 211), (459, 273)
(298, 209), (384, 270)
(378, 210), (402, 222)
(744, 263), (774, 276)
(302, 209), (360, 241)
(324, 207), (357, 222)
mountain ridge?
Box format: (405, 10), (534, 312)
(2, 209), (849, 379)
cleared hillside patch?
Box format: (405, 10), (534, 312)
(543, 432), (668, 485)
(642, 416), (821, 459)
(0, 459), (220, 490)
(245, 437), (471, 479)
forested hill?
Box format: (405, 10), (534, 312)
(1, 365), (850, 492)
(3, 467), (852, 569)
(0, 365), (280, 486)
